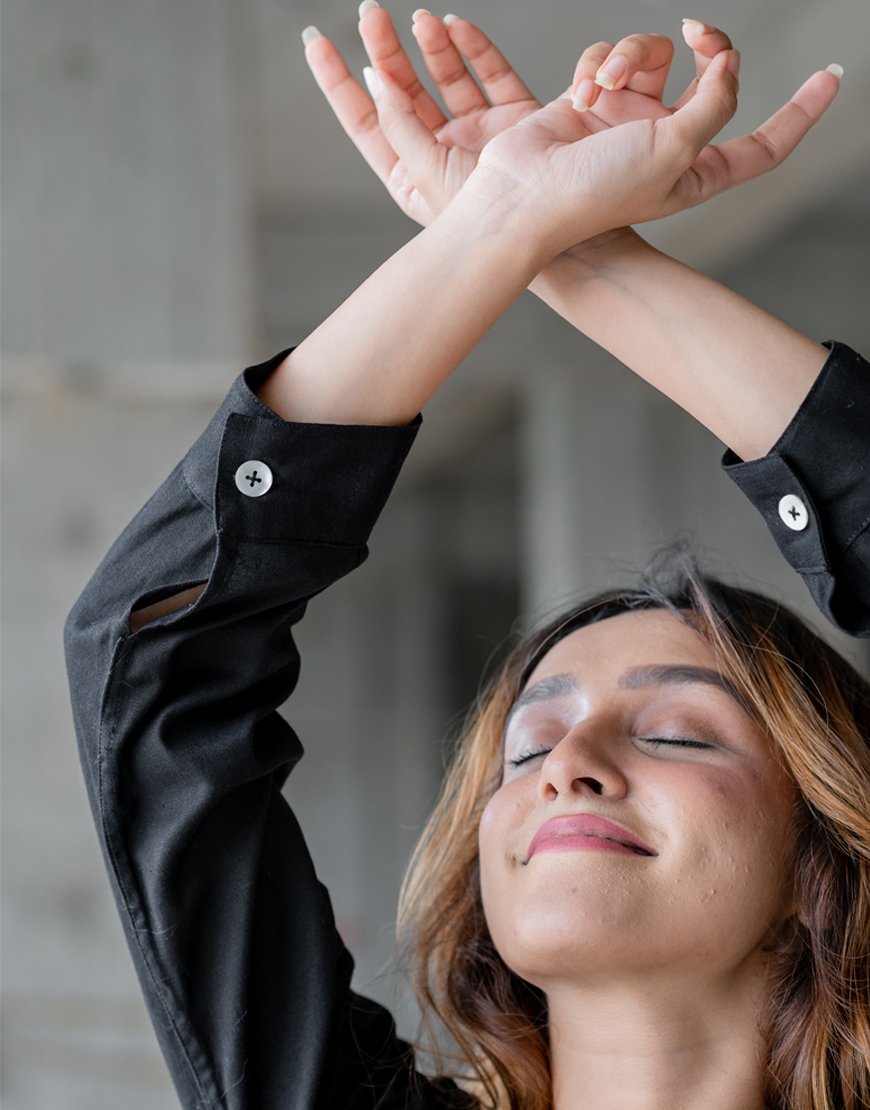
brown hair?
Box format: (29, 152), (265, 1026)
(397, 548), (870, 1110)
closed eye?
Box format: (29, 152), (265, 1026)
(507, 745), (552, 768)
(641, 737), (714, 749)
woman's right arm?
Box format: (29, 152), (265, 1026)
(65, 71), (745, 1104)
(63, 159), (576, 1107)
(63, 178), (547, 1109)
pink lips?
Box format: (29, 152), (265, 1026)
(527, 814), (657, 860)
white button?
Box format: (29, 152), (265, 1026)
(234, 460), (273, 498)
(778, 494), (808, 531)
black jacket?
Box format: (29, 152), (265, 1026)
(64, 340), (870, 1109)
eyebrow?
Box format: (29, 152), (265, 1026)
(620, 665), (750, 712)
(504, 664), (750, 735)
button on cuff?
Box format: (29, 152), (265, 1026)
(721, 451), (829, 574)
(235, 461), (273, 498)
(778, 493), (809, 531)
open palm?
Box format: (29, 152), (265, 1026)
(303, 7), (839, 231)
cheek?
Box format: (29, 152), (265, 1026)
(478, 786), (529, 934)
(666, 769), (795, 920)
(478, 786), (524, 873)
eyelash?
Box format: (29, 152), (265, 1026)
(506, 736), (713, 768)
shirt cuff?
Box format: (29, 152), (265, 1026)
(721, 340), (870, 634)
(182, 348), (423, 547)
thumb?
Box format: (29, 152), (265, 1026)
(662, 48), (739, 156)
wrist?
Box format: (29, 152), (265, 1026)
(530, 226), (652, 300)
(444, 167), (564, 276)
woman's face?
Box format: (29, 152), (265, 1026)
(478, 609), (798, 990)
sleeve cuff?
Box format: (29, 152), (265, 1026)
(181, 348), (422, 547)
(721, 340), (870, 634)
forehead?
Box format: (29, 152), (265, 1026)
(525, 609), (717, 688)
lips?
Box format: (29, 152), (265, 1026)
(526, 814), (657, 859)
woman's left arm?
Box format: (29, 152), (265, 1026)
(305, 11), (868, 634)
(531, 229), (870, 637)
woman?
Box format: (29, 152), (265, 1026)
(64, 8), (869, 1109)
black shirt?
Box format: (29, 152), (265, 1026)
(64, 340), (870, 1109)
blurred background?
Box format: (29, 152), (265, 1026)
(2, 0), (869, 1105)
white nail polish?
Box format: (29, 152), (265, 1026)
(443, 12), (459, 23)
(301, 26), (321, 46)
(681, 18), (706, 34)
(826, 63), (844, 80)
(412, 8), (431, 20)
(359, 0), (380, 17)
(363, 65), (382, 99)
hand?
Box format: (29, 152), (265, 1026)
(467, 48), (752, 252)
(304, 7), (540, 224)
(303, 9), (840, 238)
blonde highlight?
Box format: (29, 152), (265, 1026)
(397, 548), (870, 1109)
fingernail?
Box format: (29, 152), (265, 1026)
(826, 63), (844, 80)
(301, 26), (322, 46)
(681, 18), (707, 34)
(595, 54), (627, 90)
(727, 49), (741, 78)
(358, 0), (380, 16)
(363, 65), (381, 99)
(572, 78), (595, 112)
(443, 13), (459, 24)
(412, 8), (431, 20)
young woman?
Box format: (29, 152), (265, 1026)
(64, 9), (869, 1110)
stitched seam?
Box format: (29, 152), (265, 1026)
(843, 514), (870, 553)
(181, 464), (211, 512)
(99, 641), (218, 1108)
(218, 529), (367, 551)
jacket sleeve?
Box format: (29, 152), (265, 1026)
(63, 350), (472, 1109)
(722, 340), (870, 637)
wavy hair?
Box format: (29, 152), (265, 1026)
(397, 548), (870, 1110)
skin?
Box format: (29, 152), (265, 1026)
(479, 609), (797, 1110)
(302, 13), (838, 459)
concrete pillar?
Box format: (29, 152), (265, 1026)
(517, 369), (667, 620)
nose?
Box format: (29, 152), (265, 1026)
(536, 723), (629, 803)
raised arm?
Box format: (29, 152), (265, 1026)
(68, 60), (748, 1109)
(302, 9), (840, 457)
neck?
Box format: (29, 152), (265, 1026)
(546, 967), (769, 1110)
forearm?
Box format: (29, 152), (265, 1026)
(259, 175), (551, 426)
(530, 232), (830, 461)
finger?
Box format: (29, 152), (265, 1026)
(410, 11), (489, 117)
(365, 64), (448, 185)
(596, 34), (675, 97)
(662, 49), (740, 159)
(569, 41), (613, 112)
(444, 14), (538, 104)
(358, 4), (448, 132)
(570, 34), (675, 114)
(696, 68), (842, 194)
(671, 20), (734, 111)
(303, 29), (403, 188)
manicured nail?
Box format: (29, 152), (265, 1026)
(301, 26), (321, 46)
(572, 78), (595, 112)
(412, 8), (431, 20)
(363, 66), (381, 99)
(727, 49), (741, 78)
(826, 63), (844, 80)
(443, 13), (459, 24)
(595, 54), (627, 90)
(358, 0), (380, 16)
(681, 18), (707, 34)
